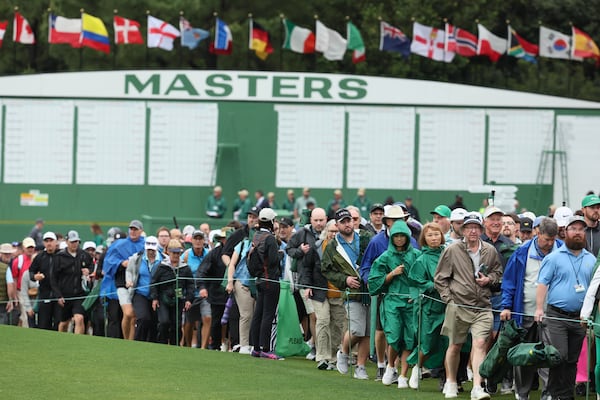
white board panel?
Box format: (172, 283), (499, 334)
(148, 102), (218, 186)
(417, 108), (486, 190)
(76, 101), (146, 185)
(346, 106), (415, 189)
(275, 105), (345, 188)
(4, 99), (74, 184)
(487, 110), (554, 184)
(554, 116), (600, 207)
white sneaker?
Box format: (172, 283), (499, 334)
(409, 365), (419, 389)
(353, 365), (369, 380)
(467, 366), (474, 381)
(397, 375), (409, 389)
(220, 343), (228, 352)
(471, 385), (491, 400)
(239, 345), (252, 355)
(306, 345), (316, 361)
(382, 366), (397, 386)
(336, 350), (349, 374)
(444, 382), (459, 399)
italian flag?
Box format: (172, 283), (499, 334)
(282, 19), (315, 54)
(347, 21), (365, 63)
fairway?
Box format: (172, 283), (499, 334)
(1, 325), (532, 399)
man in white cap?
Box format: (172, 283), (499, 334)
(435, 213), (502, 400)
(29, 232), (61, 330)
(51, 230), (94, 334)
(535, 215), (596, 400)
(553, 205), (573, 241)
(0, 243), (18, 325)
(447, 208), (467, 244)
(12, 237), (36, 327)
(100, 220), (145, 338)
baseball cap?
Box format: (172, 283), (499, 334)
(554, 206), (574, 228)
(182, 225), (195, 237)
(384, 205), (408, 219)
(144, 236), (158, 251)
(248, 206), (260, 216)
(66, 231), (80, 242)
(430, 205), (451, 219)
(533, 216), (545, 228)
(192, 230), (205, 239)
(129, 220), (143, 230)
(483, 206), (504, 219)
(259, 208), (277, 222)
(462, 213), (483, 227)
(450, 208), (468, 222)
(42, 231), (57, 241)
(566, 215), (587, 228)
(22, 237), (36, 248)
(279, 217), (294, 227)
(370, 203), (385, 213)
(520, 217), (533, 232)
(335, 208), (352, 222)
(582, 194), (600, 208)
(0, 243), (15, 254)
(82, 241), (96, 251)
(95, 245), (105, 254)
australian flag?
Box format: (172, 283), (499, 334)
(379, 21), (411, 58)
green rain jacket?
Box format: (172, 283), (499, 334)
(409, 245), (446, 315)
(368, 220), (421, 308)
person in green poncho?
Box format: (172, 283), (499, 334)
(369, 220), (421, 389)
(408, 222), (446, 389)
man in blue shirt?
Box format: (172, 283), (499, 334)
(535, 215), (596, 400)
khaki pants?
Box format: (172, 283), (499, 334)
(234, 280), (255, 347)
(312, 297), (346, 362)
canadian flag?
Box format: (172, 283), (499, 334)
(0, 21), (7, 47)
(114, 16), (143, 45)
(477, 24), (507, 62)
(13, 11), (35, 44)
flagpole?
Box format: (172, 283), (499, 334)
(537, 20), (542, 93)
(179, 11), (184, 69)
(213, 12), (219, 70)
(279, 14), (284, 72)
(145, 10), (150, 68)
(568, 21), (573, 97)
(247, 13), (252, 70)
(504, 19), (510, 89)
(79, 8), (84, 70)
(312, 14), (318, 72)
(13, 7), (18, 72)
(113, 9), (118, 69)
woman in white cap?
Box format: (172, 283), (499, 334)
(248, 208), (284, 360)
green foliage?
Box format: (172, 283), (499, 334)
(2, 0), (600, 100)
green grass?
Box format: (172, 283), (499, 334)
(1, 325), (535, 399)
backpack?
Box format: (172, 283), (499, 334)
(247, 231), (271, 278)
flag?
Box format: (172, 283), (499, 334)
(48, 14), (81, 47)
(477, 24), (506, 62)
(379, 21), (411, 58)
(572, 26), (600, 59)
(81, 13), (110, 54)
(248, 20), (273, 60)
(315, 20), (347, 61)
(445, 24), (477, 57)
(180, 17), (209, 50)
(13, 11), (35, 44)
(347, 21), (365, 63)
(210, 18), (232, 55)
(147, 15), (180, 51)
(0, 21), (7, 47)
(539, 26), (572, 60)
(282, 19), (315, 54)
(410, 22), (453, 62)
(114, 16), (143, 45)
(507, 26), (538, 63)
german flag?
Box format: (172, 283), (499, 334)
(249, 20), (273, 60)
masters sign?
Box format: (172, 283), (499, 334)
(124, 72), (368, 101)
